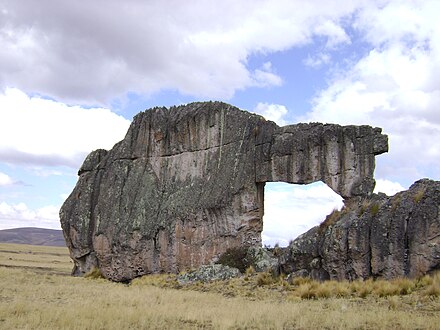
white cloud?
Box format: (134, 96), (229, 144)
(0, 202), (60, 230)
(0, 172), (14, 186)
(0, 88), (131, 167)
(303, 52), (331, 68)
(27, 167), (64, 177)
(252, 62), (283, 87)
(313, 19), (351, 48)
(354, 0), (438, 48)
(303, 0), (440, 184)
(25, 166), (77, 178)
(374, 179), (405, 196)
(2, 0), (438, 238)
(262, 182), (344, 246)
(254, 102), (289, 126)
(0, 1), (362, 104)
(261, 178), (409, 247)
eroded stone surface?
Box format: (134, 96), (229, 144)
(279, 179), (440, 280)
(60, 101), (387, 281)
(177, 264), (241, 284)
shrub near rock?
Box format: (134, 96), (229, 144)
(216, 247), (253, 273)
(216, 246), (279, 275)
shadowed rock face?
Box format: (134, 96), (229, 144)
(60, 102), (388, 281)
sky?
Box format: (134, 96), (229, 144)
(0, 0), (439, 246)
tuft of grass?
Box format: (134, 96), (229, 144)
(387, 296), (401, 310)
(357, 281), (374, 298)
(421, 272), (440, 297)
(290, 276), (313, 286)
(422, 282), (440, 297)
(80, 267), (440, 300)
(314, 283), (332, 299)
(391, 194), (402, 212)
(84, 267), (105, 279)
(245, 265), (255, 276)
(393, 278), (415, 295)
(295, 282), (318, 299)
(332, 281), (351, 298)
(413, 187), (426, 203)
(256, 271), (275, 286)
(291, 279), (350, 300)
(415, 274), (433, 288)
(358, 199), (371, 216)
(373, 281), (401, 297)
(319, 208), (342, 232)
(370, 203), (380, 216)
(3, 243), (440, 330)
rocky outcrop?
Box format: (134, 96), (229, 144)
(177, 264), (241, 284)
(246, 246), (279, 273)
(279, 179), (440, 280)
(60, 101), (387, 281)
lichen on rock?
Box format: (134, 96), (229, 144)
(60, 101), (388, 282)
(177, 264), (241, 284)
(279, 179), (440, 280)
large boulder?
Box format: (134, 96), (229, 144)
(279, 179), (440, 280)
(60, 101), (387, 281)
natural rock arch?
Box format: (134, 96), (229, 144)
(60, 102), (388, 281)
(261, 181), (344, 247)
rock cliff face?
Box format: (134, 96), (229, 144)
(279, 179), (440, 280)
(60, 102), (387, 281)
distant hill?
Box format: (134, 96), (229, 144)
(0, 227), (66, 247)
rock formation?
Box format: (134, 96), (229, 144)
(177, 264), (241, 284)
(279, 179), (440, 280)
(60, 101), (388, 281)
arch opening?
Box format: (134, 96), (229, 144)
(261, 181), (344, 247)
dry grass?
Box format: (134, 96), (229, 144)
(370, 202), (380, 216)
(319, 208), (342, 232)
(357, 199), (370, 216)
(414, 187), (426, 203)
(84, 266), (105, 279)
(1, 243), (440, 329)
(0, 242), (72, 275)
(391, 194), (402, 212)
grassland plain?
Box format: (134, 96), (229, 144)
(0, 243), (439, 329)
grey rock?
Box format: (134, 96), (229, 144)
(177, 264), (241, 284)
(287, 269), (310, 281)
(78, 149), (108, 175)
(280, 179), (440, 280)
(246, 246), (279, 273)
(60, 101), (387, 281)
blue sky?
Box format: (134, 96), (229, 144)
(1, 0), (439, 246)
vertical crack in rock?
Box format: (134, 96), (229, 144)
(404, 215), (410, 276)
(368, 219), (373, 278)
(60, 101), (388, 281)
(218, 106), (225, 169)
